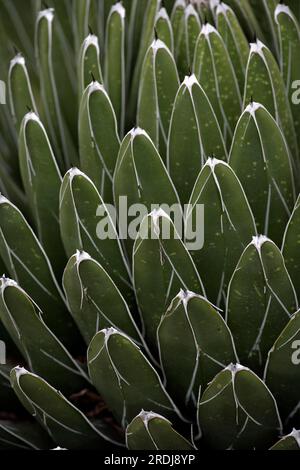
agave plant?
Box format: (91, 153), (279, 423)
(0, 0), (300, 451)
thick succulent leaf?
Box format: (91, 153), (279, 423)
(74, 0), (97, 53)
(186, 158), (256, 305)
(155, 7), (174, 53)
(167, 74), (227, 204)
(124, 0), (148, 90)
(248, 0), (280, 57)
(0, 420), (53, 450)
(0, 277), (88, 394)
(0, 195), (78, 350)
(78, 81), (120, 203)
(0, 364), (21, 410)
(59, 168), (132, 305)
(35, 8), (77, 170)
(285, 0), (300, 22)
(216, 3), (249, 92)
(157, 290), (237, 409)
(133, 210), (205, 350)
(10, 367), (123, 450)
(78, 34), (103, 99)
(177, 4), (201, 80)
(282, 195), (300, 299)
(105, 3), (126, 137)
(275, 5), (300, 155)
(137, 39), (179, 158)
(270, 429), (300, 450)
(264, 309), (300, 422)
(244, 40), (298, 162)
(63, 250), (141, 346)
(18, 112), (65, 276)
(193, 24), (242, 145)
(8, 54), (38, 132)
(216, 0), (264, 40)
(227, 236), (298, 373)
(198, 364), (282, 450)
(128, 0), (160, 124)
(229, 102), (295, 245)
(113, 128), (181, 255)
(88, 328), (182, 427)
(126, 411), (194, 450)
(171, 0), (186, 60)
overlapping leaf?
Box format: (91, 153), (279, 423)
(157, 290), (237, 409)
(88, 328), (182, 427)
(227, 236), (298, 373)
(126, 411), (193, 450)
(186, 158), (256, 305)
(10, 367), (123, 450)
(229, 102), (295, 245)
(133, 210), (205, 350)
(137, 39), (179, 158)
(168, 74), (227, 204)
(78, 81), (120, 202)
(198, 364), (282, 450)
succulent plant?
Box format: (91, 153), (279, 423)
(0, 0), (300, 451)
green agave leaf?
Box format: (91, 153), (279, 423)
(248, 0), (279, 57)
(19, 112), (65, 276)
(157, 290), (237, 410)
(8, 53), (38, 132)
(0, 195), (78, 350)
(36, 8), (77, 170)
(186, 158), (256, 305)
(126, 411), (194, 450)
(243, 39), (298, 162)
(105, 3), (126, 137)
(137, 39), (179, 159)
(264, 309), (300, 422)
(0, 364), (22, 411)
(133, 210), (205, 350)
(270, 429), (300, 450)
(0, 420), (53, 450)
(177, 4), (201, 80)
(78, 34), (103, 100)
(167, 74), (227, 204)
(285, 0), (300, 22)
(282, 194), (300, 299)
(171, 0), (186, 60)
(275, 5), (300, 154)
(88, 328), (182, 427)
(155, 7), (174, 53)
(63, 250), (142, 346)
(125, 0), (148, 92)
(198, 364), (282, 450)
(227, 235), (298, 373)
(214, 0), (264, 40)
(0, 277), (88, 394)
(74, 0), (99, 54)
(193, 23), (242, 145)
(59, 168), (133, 305)
(128, 0), (160, 124)
(0, 162), (28, 218)
(10, 367), (123, 450)
(113, 128), (181, 255)
(194, 0), (214, 24)
(216, 3), (249, 93)
(229, 102), (295, 246)
(78, 81), (120, 203)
